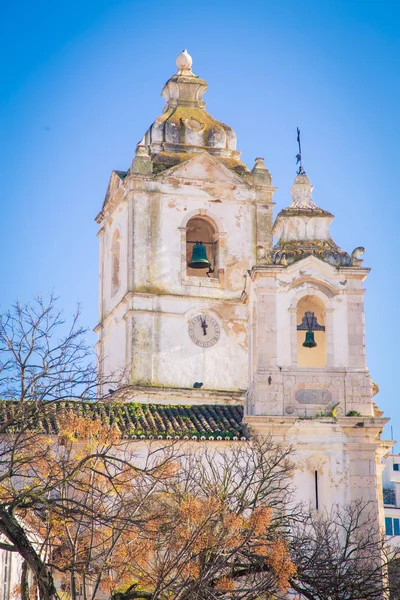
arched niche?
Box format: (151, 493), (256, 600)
(111, 229), (121, 296)
(185, 215), (218, 279)
(296, 295), (327, 367)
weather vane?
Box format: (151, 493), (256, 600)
(296, 127), (306, 175)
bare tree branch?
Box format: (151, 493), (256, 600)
(289, 501), (400, 600)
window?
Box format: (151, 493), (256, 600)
(385, 517), (400, 536)
(393, 463), (399, 471)
(383, 487), (396, 505)
(386, 517), (393, 535)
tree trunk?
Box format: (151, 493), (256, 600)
(21, 561), (29, 600)
(70, 571), (77, 600)
(83, 574), (87, 600)
(0, 508), (58, 600)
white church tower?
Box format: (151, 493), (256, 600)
(95, 51), (391, 516)
(95, 49), (274, 401)
(245, 168), (391, 511)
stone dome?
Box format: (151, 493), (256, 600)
(134, 51), (249, 176)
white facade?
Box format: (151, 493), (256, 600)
(383, 453), (400, 547)
(96, 50), (392, 518)
(96, 152), (260, 394)
(0, 547), (21, 600)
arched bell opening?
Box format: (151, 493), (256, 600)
(186, 216), (218, 278)
(296, 295), (326, 367)
(111, 229), (121, 296)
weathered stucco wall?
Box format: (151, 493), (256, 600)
(96, 152), (273, 392)
(244, 417), (390, 515)
(246, 256), (372, 419)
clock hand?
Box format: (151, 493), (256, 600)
(200, 316), (208, 336)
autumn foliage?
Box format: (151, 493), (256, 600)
(0, 408), (296, 600)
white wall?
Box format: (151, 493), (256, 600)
(0, 548), (22, 600)
(96, 153), (271, 392)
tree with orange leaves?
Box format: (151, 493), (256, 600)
(0, 294), (133, 600)
(94, 437), (297, 600)
(1, 418), (297, 600)
(1, 404), (297, 600)
(13, 412), (179, 600)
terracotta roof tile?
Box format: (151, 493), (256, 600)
(0, 401), (245, 440)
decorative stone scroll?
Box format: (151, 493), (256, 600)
(295, 389), (332, 405)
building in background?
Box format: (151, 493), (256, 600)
(383, 453), (400, 546)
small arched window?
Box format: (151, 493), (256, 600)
(111, 230), (120, 296)
(296, 295), (326, 367)
(186, 216), (218, 278)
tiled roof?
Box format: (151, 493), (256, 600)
(0, 401), (246, 441)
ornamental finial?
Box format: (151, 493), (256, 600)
(176, 49), (193, 74)
(290, 172), (317, 209)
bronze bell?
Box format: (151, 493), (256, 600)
(303, 330), (317, 349)
(188, 242), (211, 269)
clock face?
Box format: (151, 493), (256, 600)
(188, 315), (220, 348)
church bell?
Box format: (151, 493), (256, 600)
(303, 330), (317, 349)
(188, 242), (211, 269)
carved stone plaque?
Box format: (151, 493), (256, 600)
(295, 389), (332, 405)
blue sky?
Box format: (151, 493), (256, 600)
(1, 0), (399, 442)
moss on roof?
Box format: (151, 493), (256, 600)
(151, 150), (250, 179)
(0, 401), (245, 441)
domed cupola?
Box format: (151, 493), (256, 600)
(271, 170), (352, 267)
(131, 50), (250, 176)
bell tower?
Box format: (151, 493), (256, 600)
(95, 50), (275, 403)
(245, 168), (391, 511)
